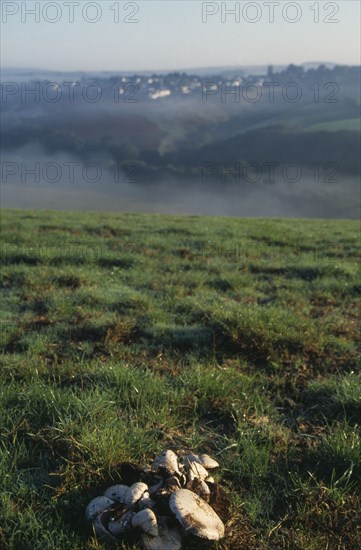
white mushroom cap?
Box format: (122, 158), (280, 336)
(103, 484), (129, 504)
(85, 496), (114, 521)
(124, 482), (149, 507)
(141, 524), (182, 550)
(198, 453), (220, 469)
(187, 461), (209, 481)
(170, 489), (225, 541)
(183, 453), (219, 470)
(152, 450), (181, 476)
(132, 508), (158, 537)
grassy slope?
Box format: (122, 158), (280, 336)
(0, 209), (360, 550)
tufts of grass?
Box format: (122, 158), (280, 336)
(0, 209), (360, 548)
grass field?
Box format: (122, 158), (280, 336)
(1, 208), (360, 549)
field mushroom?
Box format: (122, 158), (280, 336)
(196, 453), (220, 470)
(170, 489), (225, 541)
(85, 448), (226, 547)
(85, 496), (114, 521)
(103, 484), (128, 504)
(187, 460), (209, 481)
(132, 509), (158, 537)
(124, 482), (149, 507)
(152, 450), (181, 476)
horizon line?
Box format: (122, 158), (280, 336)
(3, 61), (357, 75)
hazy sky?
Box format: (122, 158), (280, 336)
(1, 1), (360, 71)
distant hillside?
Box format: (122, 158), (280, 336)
(158, 127), (361, 177)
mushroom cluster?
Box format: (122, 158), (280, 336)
(85, 449), (225, 548)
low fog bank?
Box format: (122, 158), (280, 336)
(1, 148), (359, 219)
(2, 178), (359, 219)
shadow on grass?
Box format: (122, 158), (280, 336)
(53, 275), (83, 289)
(1, 254), (40, 266)
(97, 257), (135, 269)
(141, 326), (214, 353)
(250, 265), (335, 282)
(302, 386), (361, 425)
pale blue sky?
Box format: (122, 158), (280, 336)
(1, 1), (360, 71)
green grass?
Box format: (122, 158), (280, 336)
(1, 209), (360, 549)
